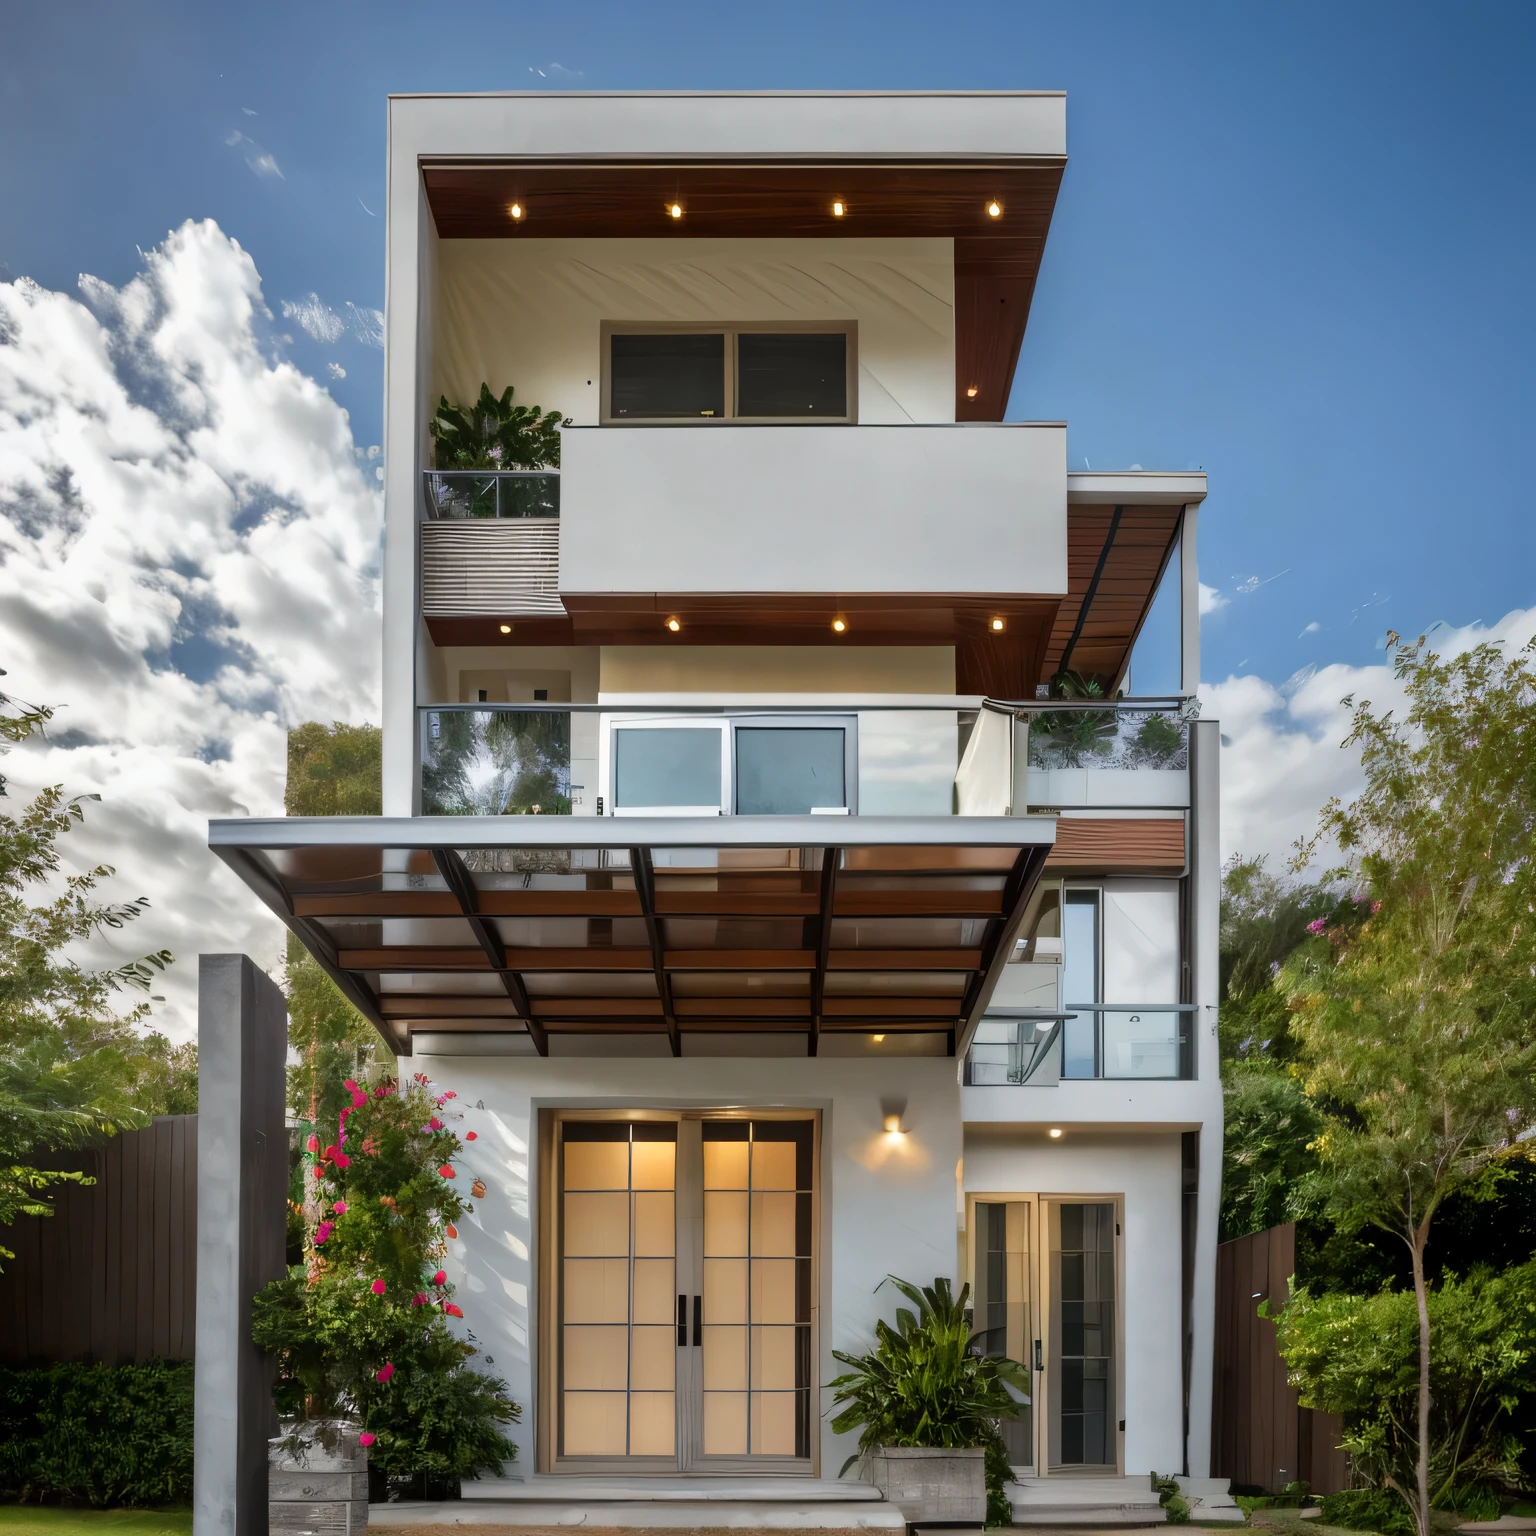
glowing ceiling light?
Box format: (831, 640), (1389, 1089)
(990, 617), (1006, 632)
(832, 199), (846, 217)
(508, 202), (524, 222)
(666, 616), (682, 632)
(831, 617), (847, 633)
(986, 199), (1003, 219)
(667, 202), (684, 220)
(498, 623), (512, 634)
(872, 1034), (885, 1043)
(966, 385), (979, 398)
(1048, 1127), (1064, 1139)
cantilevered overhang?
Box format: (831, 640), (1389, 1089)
(210, 814), (1055, 1060)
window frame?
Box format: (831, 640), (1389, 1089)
(600, 320), (858, 426)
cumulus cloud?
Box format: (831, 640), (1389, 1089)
(0, 219), (381, 1039)
(1203, 607), (1536, 873)
(327, 362), (346, 380)
(1198, 582), (1227, 615)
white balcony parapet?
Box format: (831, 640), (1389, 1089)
(557, 423), (1067, 597)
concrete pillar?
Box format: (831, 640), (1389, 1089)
(194, 955), (288, 1536)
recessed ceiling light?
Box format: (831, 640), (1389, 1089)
(986, 200), (1004, 219)
(666, 616), (682, 632)
(508, 202), (524, 222)
(1048, 1127), (1064, 1139)
(990, 617), (1006, 632)
(667, 202), (684, 220)
(498, 623), (512, 634)
(832, 200), (846, 217)
(872, 1034), (885, 1043)
(831, 617), (847, 633)
(966, 386), (979, 398)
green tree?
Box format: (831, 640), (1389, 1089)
(0, 699), (178, 1262)
(1280, 634), (1536, 1536)
(286, 721), (384, 816)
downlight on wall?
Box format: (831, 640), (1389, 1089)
(881, 1096), (909, 1137)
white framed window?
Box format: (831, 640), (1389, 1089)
(601, 322), (857, 424)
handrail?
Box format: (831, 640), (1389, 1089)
(419, 699), (1190, 715)
(422, 468), (560, 520)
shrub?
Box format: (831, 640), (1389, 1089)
(1318, 1487), (1415, 1536)
(0, 1360), (193, 1506)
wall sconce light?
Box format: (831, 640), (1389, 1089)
(881, 1096), (908, 1137)
(508, 202), (524, 222)
(986, 199), (1004, 219)
(1048, 1127), (1064, 1139)
(498, 623), (512, 635)
(666, 616), (682, 632)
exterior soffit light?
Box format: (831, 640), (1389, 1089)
(872, 1034), (885, 1043)
(832, 200), (846, 217)
(966, 386), (979, 398)
(986, 199), (1004, 219)
(990, 617), (1006, 632)
(498, 623), (512, 634)
(1048, 1127), (1064, 1139)
(667, 202), (684, 220)
(831, 617), (847, 633)
(508, 202), (524, 222)
(666, 616), (682, 632)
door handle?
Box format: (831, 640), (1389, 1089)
(1034, 1339), (1043, 1371)
(677, 1294), (687, 1346)
(693, 1294), (702, 1347)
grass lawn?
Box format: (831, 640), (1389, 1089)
(0, 1510), (191, 1536)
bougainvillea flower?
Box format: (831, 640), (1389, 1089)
(411, 1292), (429, 1307)
(465, 1131), (478, 1141)
(352, 1091), (368, 1109)
(333, 1201), (347, 1215)
(334, 1153), (351, 1170)
(432, 1269), (447, 1287)
(443, 1091), (458, 1100)
(444, 1303), (464, 1318)
(438, 1164), (456, 1178)
(428, 1117), (444, 1132)
(471, 1179), (487, 1199)
(315, 1222), (333, 1244)
(358, 1432), (376, 1448)
(311, 1166), (325, 1181)
(306, 1133), (320, 1154)
(445, 1224), (458, 1240)
(371, 1278), (387, 1295)
(343, 1079), (359, 1093)
(375, 1362), (395, 1383)
(322, 1144), (340, 1162)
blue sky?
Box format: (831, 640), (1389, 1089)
(4, 0), (1533, 685)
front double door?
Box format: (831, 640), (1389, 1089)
(553, 1113), (816, 1473)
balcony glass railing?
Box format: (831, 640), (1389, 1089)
(966, 1003), (1198, 1084)
(418, 701), (1189, 818)
(422, 469), (560, 520)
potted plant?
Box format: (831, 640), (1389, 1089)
(828, 1276), (1029, 1528)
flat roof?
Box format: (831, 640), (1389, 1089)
(211, 815), (1055, 1060)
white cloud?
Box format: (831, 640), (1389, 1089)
(1299, 621), (1320, 637)
(344, 302), (384, 349)
(327, 362), (346, 380)
(0, 219), (381, 1039)
(1198, 582), (1227, 615)
(1202, 606), (1536, 872)
(225, 130), (283, 181)
(280, 294), (382, 349)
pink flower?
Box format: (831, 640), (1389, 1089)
(306, 1133), (320, 1154)
(333, 1152), (351, 1169)
(443, 1091), (457, 1100)
(438, 1164), (456, 1179)
(339, 1107), (352, 1124)
(315, 1222), (333, 1245)
(444, 1303), (464, 1318)
(432, 1269), (447, 1287)
(311, 1167), (325, 1182)
(344, 1079), (359, 1093)
(322, 1143), (340, 1162)
(411, 1292), (429, 1307)
(445, 1223), (458, 1241)
(465, 1131), (478, 1141)
(375, 1362), (395, 1383)
(358, 1432), (376, 1447)
(1306, 918), (1327, 935)
(352, 1092), (368, 1109)
(332, 1201), (347, 1215)
(428, 1117), (444, 1132)
(371, 1278), (387, 1295)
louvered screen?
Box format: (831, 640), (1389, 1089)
(420, 519), (564, 616)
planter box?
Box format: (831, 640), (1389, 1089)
(270, 1420), (370, 1536)
(864, 1445), (987, 1525)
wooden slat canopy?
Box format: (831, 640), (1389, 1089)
(212, 815), (1056, 1060)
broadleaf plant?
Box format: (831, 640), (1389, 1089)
(430, 383), (568, 471)
(827, 1275), (1029, 1527)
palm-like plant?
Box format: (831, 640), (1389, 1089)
(1029, 671), (1120, 768)
(430, 384), (568, 471)
(827, 1276), (1028, 1526)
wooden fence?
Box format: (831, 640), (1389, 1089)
(1212, 1221), (1351, 1495)
(0, 1115), (198, 1364)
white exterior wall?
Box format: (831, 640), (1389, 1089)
(963, 1130), (1186, 1477)
(408, 1050), (963, 1476)
(435, 237), (956, 427)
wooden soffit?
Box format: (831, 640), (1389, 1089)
(422, 159), (1065, 423)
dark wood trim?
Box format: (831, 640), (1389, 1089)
(432, 848), (548, 1054)
(808, 849), (840, 1057)
(631, 847), (681, 1057)
(1057, 505), (1122, 678)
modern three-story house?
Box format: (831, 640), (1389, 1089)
(212, 89), (1222, 1518)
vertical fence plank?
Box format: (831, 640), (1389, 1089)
(0, 1117), (200, 1364)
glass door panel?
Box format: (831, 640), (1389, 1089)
(559, 1122), (677, 1460)
(972, 1199), (1035, 1470)
(699, 1119), (813, 1460)
(1048, 1202), (1116, 1469)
